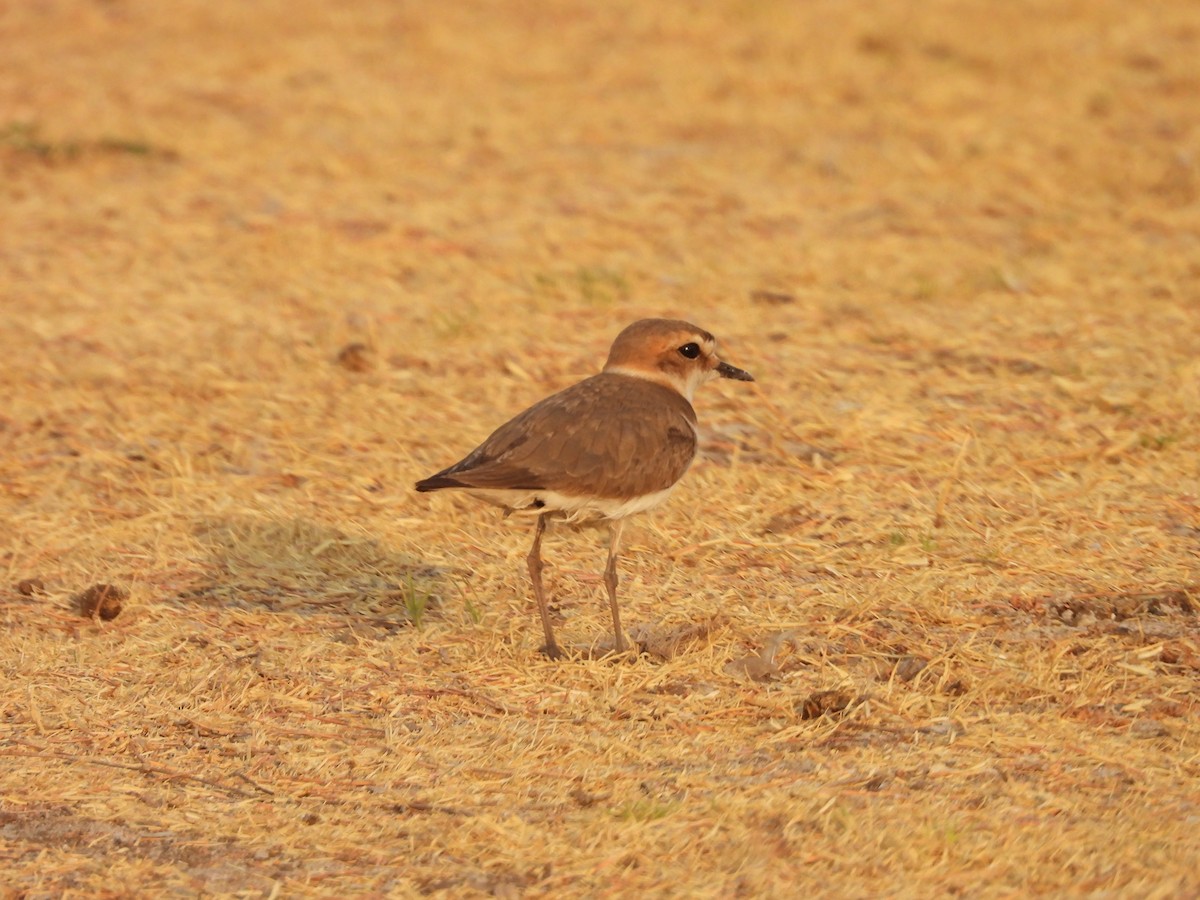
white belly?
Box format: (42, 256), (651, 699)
(468, 485), (678, 523)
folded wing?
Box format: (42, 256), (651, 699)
(415, 374), (697, 499)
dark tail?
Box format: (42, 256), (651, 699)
(415, 473), (466, 492)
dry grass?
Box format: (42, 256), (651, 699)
(2, 0), (1199, 895)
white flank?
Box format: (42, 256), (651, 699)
(467, 485), (678, 522)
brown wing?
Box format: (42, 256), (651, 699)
(416, 373), (697, 498)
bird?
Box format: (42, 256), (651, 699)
(415, 318), (754, 659)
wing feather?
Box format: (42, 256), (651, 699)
(418, 374), (697, 498)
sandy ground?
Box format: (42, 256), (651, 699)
(2, 0), (1199, 896)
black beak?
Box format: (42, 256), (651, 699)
(716, 360), (754, 382)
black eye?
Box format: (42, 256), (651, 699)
(678, 342), (701, 359)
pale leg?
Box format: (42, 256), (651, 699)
(604, 518), (628, 653)
(526, 514), (561, 659)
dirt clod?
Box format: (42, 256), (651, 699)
(893, 655), (928, 682)
(16, 578), (45, 596)
(75, 583), (127, 620)
(798, 689), (854, 720)
(336, 342), (373, 372)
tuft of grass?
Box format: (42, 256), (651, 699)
(909, 274), (940, 301)
(1, 121), (174, 162)
(430, 301), (480, 339)
(575, 265), (629, 305)
(0, 122), (80, 161)
(96, 137), (157, 156)
(463, 596), (483, 625)
(1139, 433), (1179, 451)
(526, 266), (630, 306)
(402, 573), (434, 628)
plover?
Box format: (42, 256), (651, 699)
(415, 318), (753, 658)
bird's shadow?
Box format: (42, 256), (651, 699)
(173, 515), (451, 634)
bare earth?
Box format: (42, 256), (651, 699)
(2, 0), (1199, 896)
